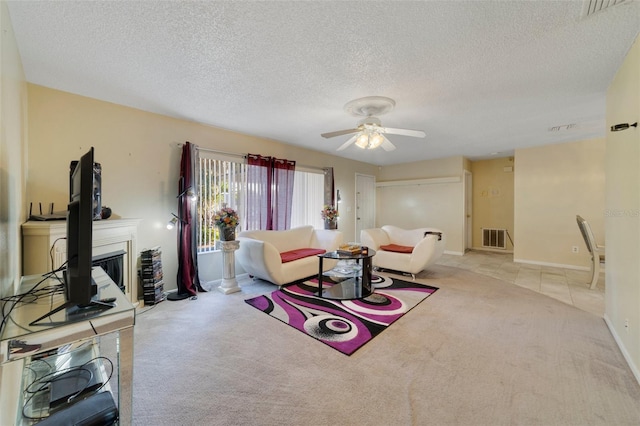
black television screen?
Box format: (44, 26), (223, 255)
(66, 147), (96, 305)
(29, 147), (113, 325)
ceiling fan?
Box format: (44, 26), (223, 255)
(321, 96), (426, 151)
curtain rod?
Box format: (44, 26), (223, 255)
(195, 146), (246, 159)
(181, 143), (326, 171)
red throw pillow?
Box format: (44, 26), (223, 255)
(379, 244), (414, 253)
(280, 248), (326, 263)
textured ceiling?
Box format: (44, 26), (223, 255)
(6, 0), (640, 166)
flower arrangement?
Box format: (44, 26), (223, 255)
(321, 204), (339, 221)
(214, 206), (239, 228)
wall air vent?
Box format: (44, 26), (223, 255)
(549, 123), (577, 132)
(482, 228), (507, 250)
(582, 0), (627, 18)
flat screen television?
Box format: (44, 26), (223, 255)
(30, 147), (114, 325)
(66, 147), (97, 305)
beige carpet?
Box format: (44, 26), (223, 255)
(132, 265), (640, 425)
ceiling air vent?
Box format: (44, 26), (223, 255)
(582, 0), (627, 18)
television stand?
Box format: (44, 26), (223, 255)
(0, 267), (134, 425)
(29, 299), (115, 327)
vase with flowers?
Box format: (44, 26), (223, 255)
(321, 204), (339, 230)
(214, 206), (239, 241)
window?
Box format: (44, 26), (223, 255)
(197, 156), (324, 252)
(290, 169), (325, 229)
(197, 156), (246, 252)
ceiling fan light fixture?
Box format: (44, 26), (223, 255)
(355, 133), (369, 149)
(353, 130), (384, 149)
(369, 132), (383, 149)
(322, 96), (425, 152)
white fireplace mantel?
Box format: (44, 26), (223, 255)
(22, 218), (141, 305)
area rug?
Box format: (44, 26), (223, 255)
(244, 275), (438, 355)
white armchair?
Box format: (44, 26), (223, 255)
(360, 225), (445, 279)
(236, 226), (343, 286)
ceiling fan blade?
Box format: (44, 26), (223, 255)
(380, 135), (396, 151)
(321, 128), (359, 139)
(336, 135), (357, 151)
(382, 127), (426, 138)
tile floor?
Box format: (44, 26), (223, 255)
(436, 250), (605, 317)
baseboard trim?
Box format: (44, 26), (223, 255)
(444, 250), (465, 256)
(202, 273), (250, 290)
(203, 279), (219, 289)
(513, 258), (590, 271)
(471, 246), (514, 254)
(604, 314), (640, 386)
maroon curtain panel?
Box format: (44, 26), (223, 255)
(245, 154), (295, 230)
(272, 158), (296, 230)
(176, 141), (203, 298)
(323, 167), (335, 208)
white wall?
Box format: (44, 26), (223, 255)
(605, 34), (640, 383)
(0, 1), (28, 297)
(376, 156), (466, 254)
(513, 138), (606, 268)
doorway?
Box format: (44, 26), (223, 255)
(464, 170), (473, 251)
(355, 173), (376, 242)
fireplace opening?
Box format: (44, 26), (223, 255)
(92, 250), (126, 293)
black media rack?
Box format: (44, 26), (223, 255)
(140, 247), (164, 305)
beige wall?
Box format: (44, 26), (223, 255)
(470, 157), (515, 251)
(513, 138), (605, 268)
(0, 2), (28, 297)
(376, 156), (466, 254)
(26, 84), (378, 289)
(605, 35), (640, 381)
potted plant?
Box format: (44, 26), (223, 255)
(321, 204), (339, 229)
(214, 206), (239, 241)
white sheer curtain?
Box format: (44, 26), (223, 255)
(290, 170), (324, 229)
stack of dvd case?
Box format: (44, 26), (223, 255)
(140, 247), (164, 305)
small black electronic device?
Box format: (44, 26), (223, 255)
(37, 391), (118, 426)
(28, 202), (66, 221)
(49, 362), (103, 411)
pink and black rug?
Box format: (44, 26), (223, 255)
(245, 275), (438, 355)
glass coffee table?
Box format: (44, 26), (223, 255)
(317, 248), (376, 300)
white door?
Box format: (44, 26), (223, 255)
(355, 173), (376, 242)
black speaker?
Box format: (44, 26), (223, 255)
(93, 162), (102, 220)
(70, 160), (102, 220)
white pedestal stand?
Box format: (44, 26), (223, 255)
(216, 240), (241, 294)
